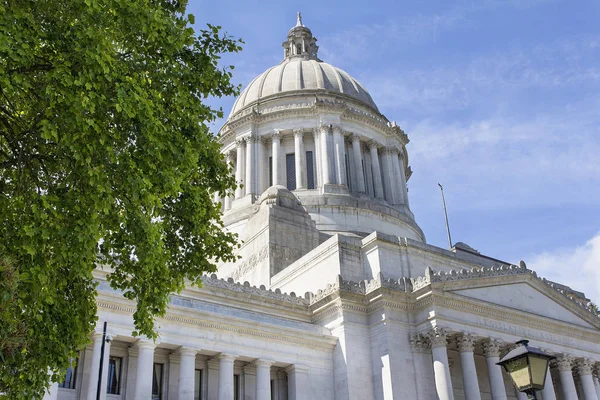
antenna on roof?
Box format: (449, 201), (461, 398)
(438, 183), (453, 249)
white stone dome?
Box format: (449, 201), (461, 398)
(230, 59), (378, 117)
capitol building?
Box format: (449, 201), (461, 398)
(47, 15), (600, 400)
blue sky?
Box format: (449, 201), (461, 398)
(188, 0), (600, 303)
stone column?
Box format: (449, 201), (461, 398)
(515, 390), (528, 399)
(217, 353), (237, 400)
(225, 152), (235, 210)
(277, 370), (289, 400)
(294, 129), (305, 189)
(207, 358), (220, 400)
(594, 364), (600, 399)
(428, 327), (454, 400)
(578, 359), (599, 400)
(256, 136), (265, 194)
(380, 148), (396, 204)
(351, 134), (366, 193)
(541, 366), (557, 400)
(483, 339), (507, 400)
(286, 365), (309, 400)
(178, 347), (197, 400)
(133, 340), (156, 400)
(272, 130), (281, 186)
(99, 335), (112, 400)
(397, 151), (408, 205)
(410, 333), (437, 400)
(557, 355), (578, 400)
(245, 136), (254, 198)
(368, 141), (384, 199)
(312, 128), (321, 188)
(319, 125), (331, 185)
(235, 139), (245, 199)
(243, 364), (256, 400)
(457, 334), (481, 400)
(332, 125), (347, 186)
(255, 360), (274, 400)
(86, 333), (104, 400)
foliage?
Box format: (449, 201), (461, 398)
(0, 0), (241, 397)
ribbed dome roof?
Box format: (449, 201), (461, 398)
(230, 59), (378, 117)
(228, 13), (378, 117)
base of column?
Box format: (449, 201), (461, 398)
(321, 184), (349, 195)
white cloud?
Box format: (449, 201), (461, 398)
(527, 233), (600, 304)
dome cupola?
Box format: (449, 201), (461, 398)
(216, 14), (424, 259)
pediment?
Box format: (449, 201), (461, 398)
(451, 282), (595, 328)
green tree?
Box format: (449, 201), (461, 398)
(0, 0), (241, 397)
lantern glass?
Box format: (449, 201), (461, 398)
(529, 354), (549, 389)
(504, 355), (531, 390)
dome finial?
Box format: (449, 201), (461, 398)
(296, 12), (303, 27)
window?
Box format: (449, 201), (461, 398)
(234, 374), (240, 400)
(306, 151), (314, 189)
(59, 357), (78, 389)
(106, 357), (122, 395)
(194, 369), (203, 400)
(152, 363), (164, 400)
(286, 154), (296, 190)
(269, 156), (273, 187)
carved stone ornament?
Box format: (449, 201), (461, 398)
(482, 339), (503, 358)
(318, 123), (330, 134)
(293, 128), (304, 138)
(409, 333), (431, 354)
(331, 124), (343, 134)
(576, 358), (594, 375)
(457, 333), (476, 353)
(367, 140), (380, 150)
(272, 129), (281, 140)
(235, 138), (245, 147)
(427, 327), (449, 348)
(556, 354), (573, 372)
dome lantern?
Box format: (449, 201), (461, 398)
(282, 12), (320, 61)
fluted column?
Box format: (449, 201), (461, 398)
(428, 327), (454, 400)
(255, 360), (274, 400)
(272, 130), (281, 186)
(256, 136), (265, 193)
(225, 152), (235, 210)
(218, 353), (237, 400)
(594, 364), (600, 399)
(380, 148), (396, 204)
(332, 125), (347, 186)
(294, 129), (305, 190)
(351, 134), (366, 193)
(312, 128), (321, 188)
(541, 366), (557, 400)
(86, 333), (104, 400)
(368, 141), (384, 199)
(483, 339), (507, 400)
(178, 347), (197, 400)
(245, 136), (254, 198)
(578, 359), (599, 400)
(43, 380), (59, 400)
(319, 125), (331, 185)
(235, 139), (245, 199)
(557, 355), (578, 400)
(134, 340), (156, 400)
(397, 151), (408, 205)
(457, 334), (481, 400)
(99, 335), (112, 400)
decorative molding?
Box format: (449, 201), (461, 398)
(457, 333), (476, 353)
(482, 339), (503, 358)
(410, 333), (431, 354)
(556, 354), (574, 372)
(576, 358), (595, 375)
(293, 128), (304, 138)
(428, 326), (449, 348)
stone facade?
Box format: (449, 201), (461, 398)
(49, 14), (600, 400)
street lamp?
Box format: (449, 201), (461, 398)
(497, 340), (556, 399)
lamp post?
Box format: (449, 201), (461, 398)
(497, 340), (556, 400)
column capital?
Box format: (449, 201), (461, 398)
(135, 339), (156, 350)
(368, 139), (380, 149)
(331, 124), (343, 134)
(556, 354), (574, 372)
(254, 359), (275, 367)
(218, 353), (238, 362)
(409, 333), (431, 354)
(272, 129), (281, 140)
(350, 133), (361, 142)
(178, 346), (197, 357)
(577, 358), (595, 375)
(285, 364), (310, 374)
(457, 333), (476, 353)
(293, 128), (304, 138)
(235, 137), (245, 147)
(482, 339), (503, 358)
(427, 327), (449, 348)
(91, 331), (104, 342)
(593, 363), (600, 378)
(318, 123), (330, 133)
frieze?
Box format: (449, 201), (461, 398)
(475, 316), (576, 347)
